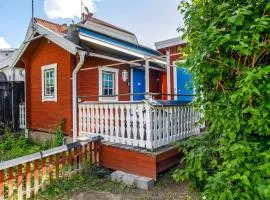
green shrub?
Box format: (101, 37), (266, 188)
(54, 124), (64, 147)
(173, 134), (218, 190)
(0, 127), (50, 161)
(174, 0), (270, 199)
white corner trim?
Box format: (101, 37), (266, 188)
(173, 61), (178, 101)
(98, 66), (119, 102)
(41, 63), (58, 102)
(130, 67), (134, 101)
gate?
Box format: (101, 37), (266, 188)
(0, 81), (24, 131)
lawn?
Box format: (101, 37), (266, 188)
(34, 168), (199, 200)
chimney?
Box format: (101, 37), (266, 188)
(66, 24), (80, 45)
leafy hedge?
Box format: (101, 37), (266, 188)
(174, 0), (270, 199)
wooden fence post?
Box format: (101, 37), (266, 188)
(0, 170), (4, 200)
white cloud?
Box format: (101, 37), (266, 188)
(0, 37), (12, 49)
(44, 0), (98, 19)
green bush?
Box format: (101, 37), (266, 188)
(0, 127), (49, 161)
(174, 0), (270, 199)
(54, 124), (64, 147)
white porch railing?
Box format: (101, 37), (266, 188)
(78, 101), (202, 150)
(19, 103), (26, 129)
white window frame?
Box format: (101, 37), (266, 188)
(98, 66), (119, 101)
(41, 63), (58, 102)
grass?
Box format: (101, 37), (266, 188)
(33, 169), (136, 200)
(34, 167), (199, 200)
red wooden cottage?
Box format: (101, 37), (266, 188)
(11, 15), (201, 179)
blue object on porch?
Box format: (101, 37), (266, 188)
(176, 68), (194, 102)
(133, 68), (145, 101)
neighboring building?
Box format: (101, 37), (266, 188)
(0, 49), (25, 82)
(155, 37), (194, 102)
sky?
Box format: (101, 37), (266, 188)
(0, 0), (183, 49)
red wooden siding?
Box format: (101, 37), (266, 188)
(23, 38), (73, 135)
(78, 57), (131, 102)
(100, 143), (181, 180)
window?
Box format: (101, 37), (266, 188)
(42, 64), (57, 102)
(99, 67), (119, 101)
(102, 71), (115, 96)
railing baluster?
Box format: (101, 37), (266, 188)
(109, 104), (114, 142)
(145, 105), (152, 149)
(120, 105), (125, 144)
(100, 104), (104, 135)
(104, 105), (109, 141)
(115, 104), (120, 143)
(126, 104), (131, 145)
(95, 105), (100, 134)
(132, 104), (138, 146)
(138, 104), (144, 147)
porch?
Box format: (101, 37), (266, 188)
(77, 99), (202, 150)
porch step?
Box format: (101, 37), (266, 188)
(111, 171), (155, 190)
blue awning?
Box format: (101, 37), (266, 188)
(78, 27), (161, 57)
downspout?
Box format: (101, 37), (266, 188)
(72, 50), (86, 142)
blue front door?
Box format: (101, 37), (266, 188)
(176, 68), (194, 102)
(132, 68), (145, 101)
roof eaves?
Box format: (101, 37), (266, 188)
(155, 37), (186, 50)
(11, 22), (80, 69)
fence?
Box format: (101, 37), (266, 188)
(0, 137), (101, 200)
(78, 101), (201, 150)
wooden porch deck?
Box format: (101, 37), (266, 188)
(100, 142), (181, 180)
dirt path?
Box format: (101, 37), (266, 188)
(69, 180), (198, 200)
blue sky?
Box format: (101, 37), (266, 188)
(0, 0), (183, 49)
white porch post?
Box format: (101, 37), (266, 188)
(166, 51), (171, 100)
(145, 59), (150, 100)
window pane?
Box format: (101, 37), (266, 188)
(102, 71), (115, 96)
(44, 68), (56, 98)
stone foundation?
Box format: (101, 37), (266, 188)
(29, 131), (73, 144)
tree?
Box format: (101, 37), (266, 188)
(173, 0), (270, 199)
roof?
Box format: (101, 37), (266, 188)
(155, 37), (186, 50)
(90, 17), (133, 35)
(35, 18), (68, 34)
(11, 16), (165, 68)
(34, 17), (161, 58)
(78, 26), (161, 57)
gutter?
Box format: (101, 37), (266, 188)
(72, 50), (87, 142)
